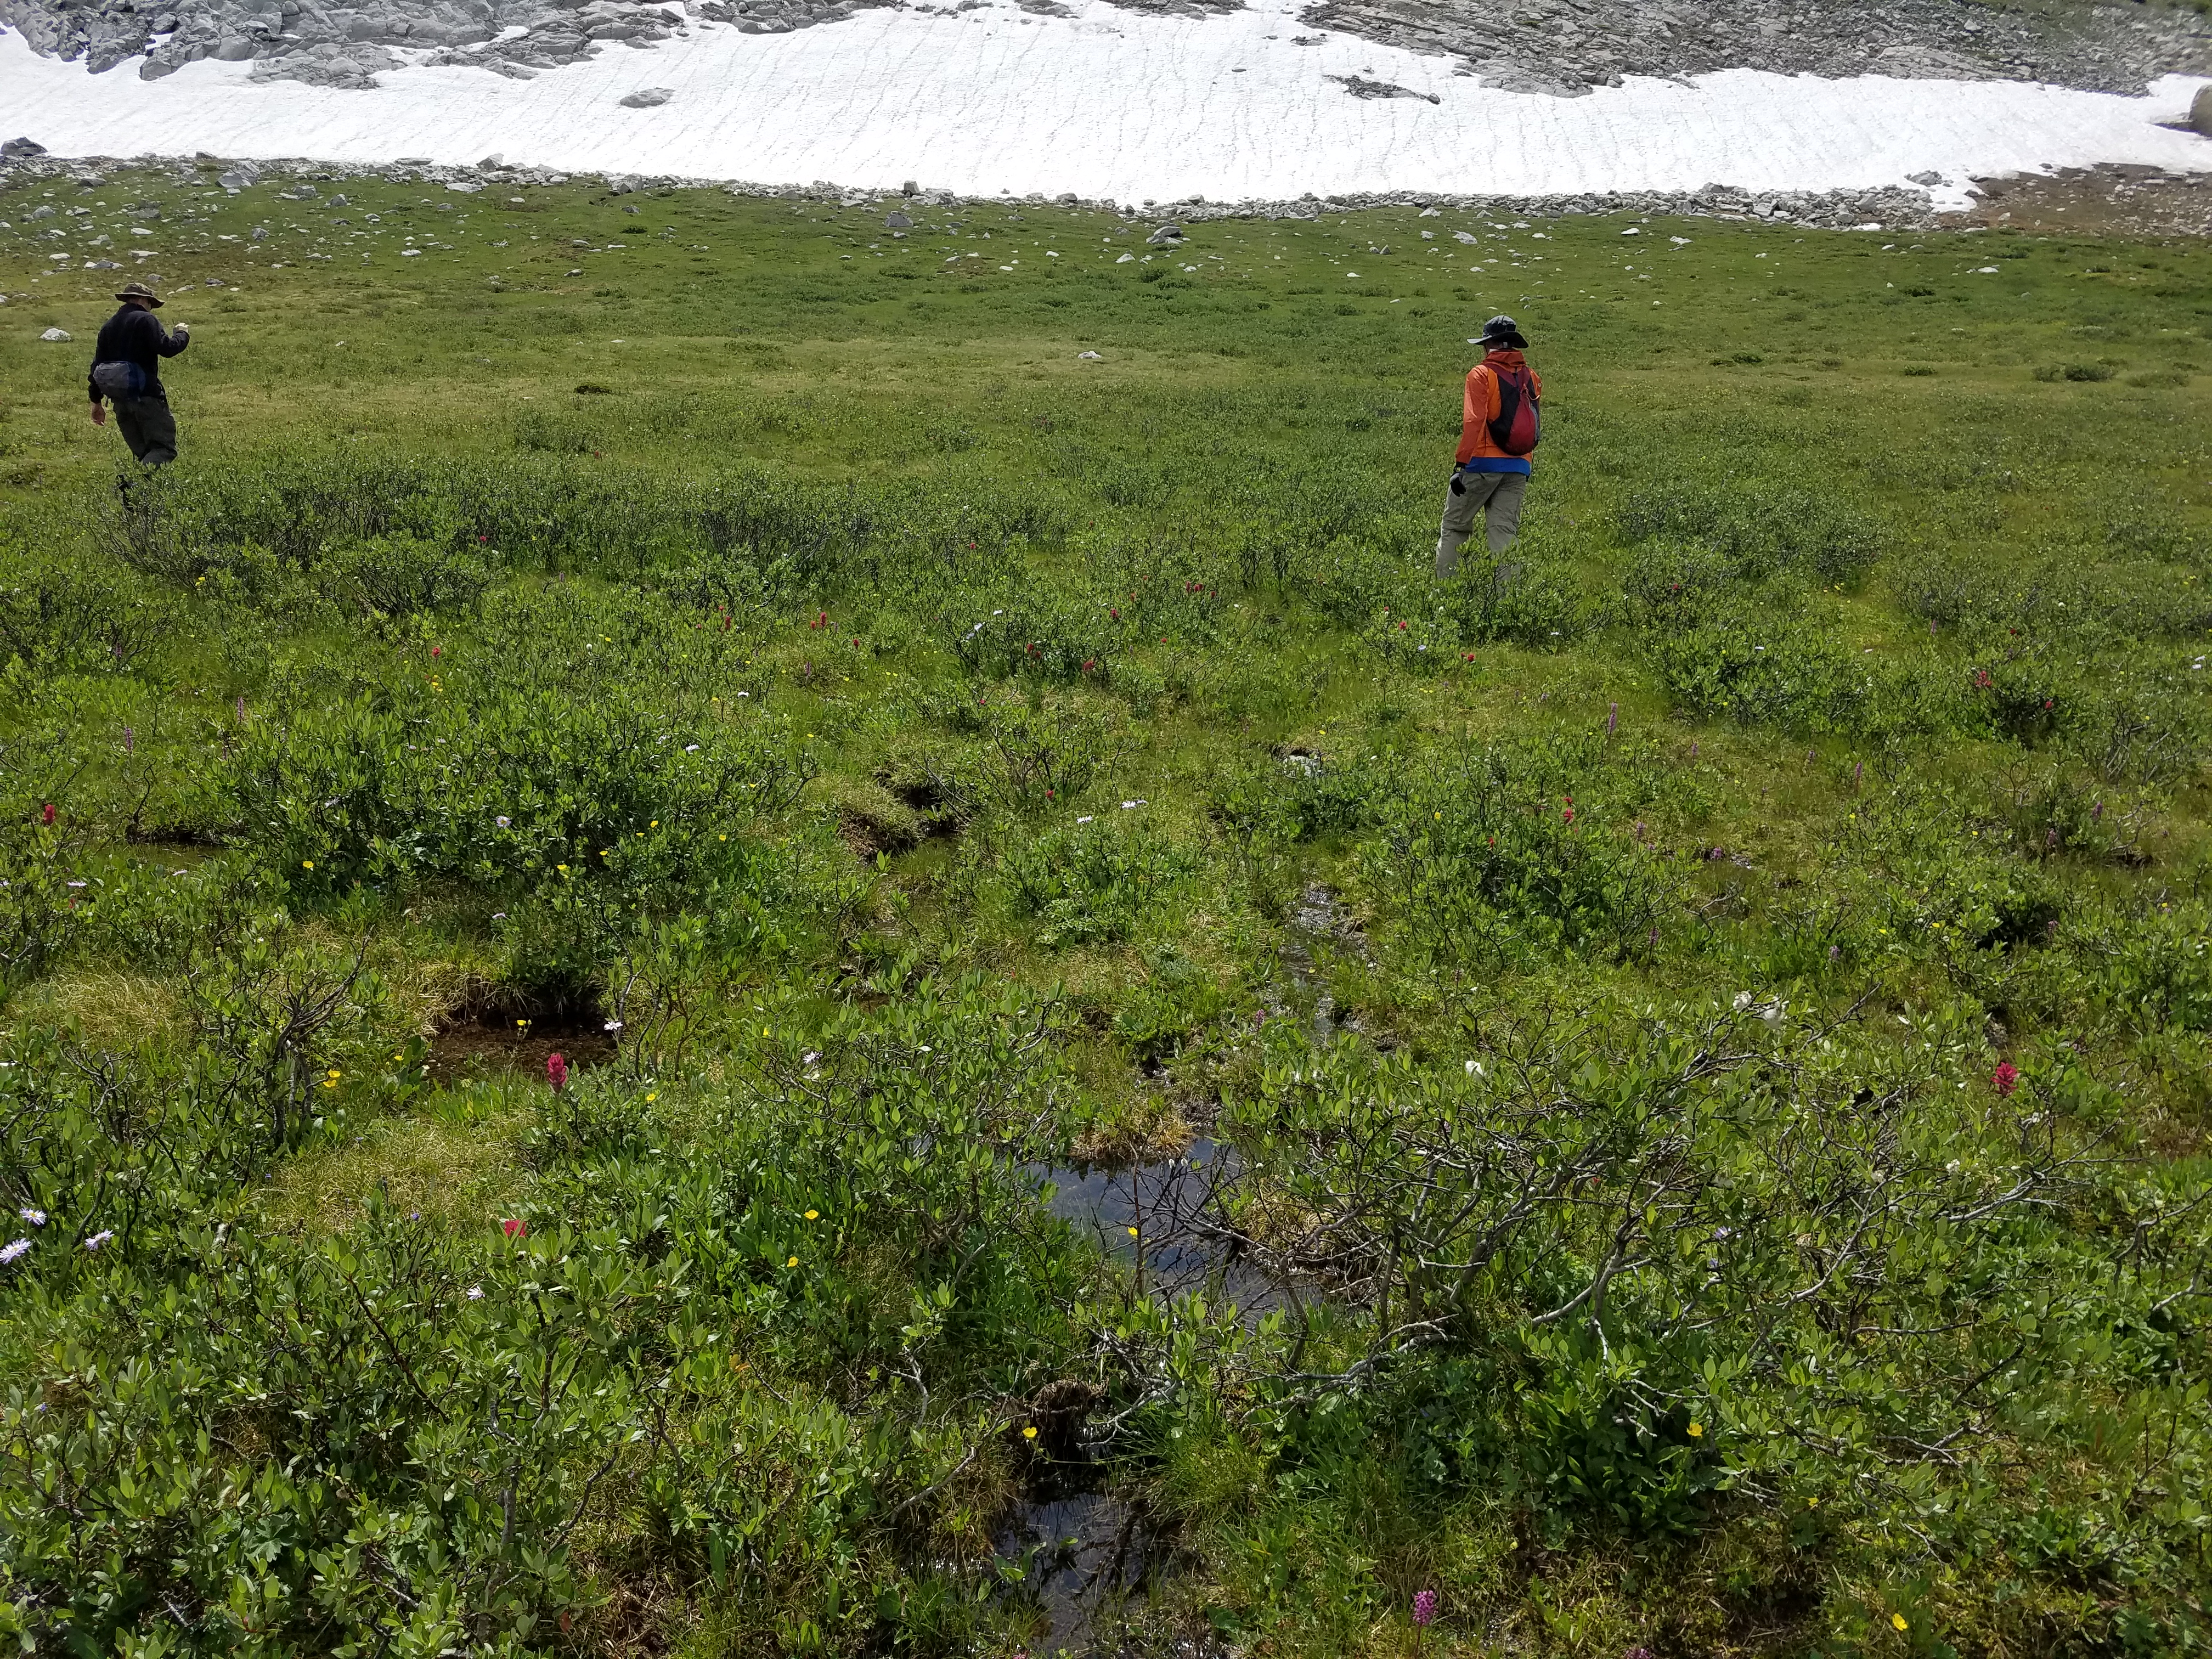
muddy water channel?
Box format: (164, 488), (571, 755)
(990, 889), (1355, 1652)
(989, 1472), (1168, 1658)
(995, 1154), (1270, 1652)
(1036, 1144), (1277, 1314)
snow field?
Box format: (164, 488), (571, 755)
(1, 1), (2208, 205)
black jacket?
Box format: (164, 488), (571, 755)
(88, 305), (188, 402)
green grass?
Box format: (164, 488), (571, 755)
(1, 164), (2210, 1658)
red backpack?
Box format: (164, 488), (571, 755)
(1486, 362), (1541, 456)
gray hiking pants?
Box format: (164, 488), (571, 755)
(113, 393), (178, 466)
(1435, 469), (1526, 575)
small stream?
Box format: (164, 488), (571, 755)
(989, 1474), (1161, 1658)
(1034, 1142), (1278, 1314)
(997, 885), (1356, 1652)
(1278, 882), (1367, 1048)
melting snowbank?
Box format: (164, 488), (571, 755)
(2, 2), (2208, 203)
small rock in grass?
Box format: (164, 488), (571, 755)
(40, 327), (72, 342)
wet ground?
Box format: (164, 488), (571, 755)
(1036, 1143), (1279, 1314)
(996, 883), (1370, 1652)
(427, 1002), (617, 1087)
(991, 1470), (1166, 1658)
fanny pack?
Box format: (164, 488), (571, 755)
(91, 360), (149, 398)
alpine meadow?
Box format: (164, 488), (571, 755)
(1, 163), (2211, 1659)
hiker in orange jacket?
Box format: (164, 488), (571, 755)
(1436, 315), (1541, 576)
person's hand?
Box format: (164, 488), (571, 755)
(173, 321), (189, 334)
(91, 402), (106, 427)
(1448, 472), (1465, 496)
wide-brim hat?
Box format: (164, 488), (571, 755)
(114, 281), (162, 308)
(1475, 313), (1527, 349)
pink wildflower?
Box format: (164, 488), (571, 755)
(502, 1218), (527, 1239)
(546, 1052), (568, 1092)
(1993, 1061), (2019, 1098)
(1413, 1590), (1437, 1627)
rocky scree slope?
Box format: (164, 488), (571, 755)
(0, 0), (2208, 90)
(0, 0), (890, 87)
(1307, 0), (2212, 95)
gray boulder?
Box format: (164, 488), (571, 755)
(618, 84), (673, 105)
(40, 328), (72, 342)
(2194, 84), (2212, 137)
(1, 138), (47, 160)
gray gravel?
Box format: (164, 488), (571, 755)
(0, 146), (1977, 233)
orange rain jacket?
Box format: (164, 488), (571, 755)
(1454, 348), (1541, 475)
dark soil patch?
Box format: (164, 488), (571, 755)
(1951, 163), (2212, 238)
(430, 984), (616, 1086)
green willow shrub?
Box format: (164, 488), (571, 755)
(0, 970), (1090, 1658)
(227, 590), (812, 900)
(1632, 573), (1958, 738)
(91, 443), (1067, 595)
(1210, 747), (1396, 848)
(319, 533), (500, 619)
(1206, 994), (2207, 1570)
(1436, 551), (1579, 648)
(1616, 478), (1882, 585)
(0, 554), (175, 675)
(1358, 736), (1677, 964)
(998, 815), (1202, 947)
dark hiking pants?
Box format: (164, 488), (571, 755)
(113, 394), (178, 466)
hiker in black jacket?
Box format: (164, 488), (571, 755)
(88, 281), (190, 466)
